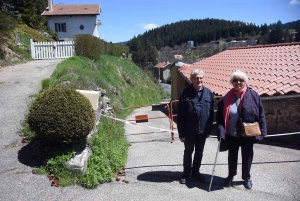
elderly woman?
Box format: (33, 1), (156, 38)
(216, 70), (267, 190)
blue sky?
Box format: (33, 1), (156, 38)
(53, 0), (300, 43)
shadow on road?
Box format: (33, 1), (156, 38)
(137, 170), (225, 192)
(260, 139), (300, 151)
(18, 144), (43, 168)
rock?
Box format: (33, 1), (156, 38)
(66, 147), (92, 174)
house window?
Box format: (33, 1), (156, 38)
(55, 23), (66, 32)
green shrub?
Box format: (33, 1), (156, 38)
(0, 11), (17, 58)
(10, 45), (31, 60)
(74, 34), (129, 60)
(27, 88), (95, 144)
(41, 78), (50, 90)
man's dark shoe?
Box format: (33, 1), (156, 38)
(191, 173), (206, 182)
(224, 176), (233, 187)
(179, 174), (189, 184)
(244, 179), (252, 189)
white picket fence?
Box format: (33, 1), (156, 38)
(30, 39), (75, 60)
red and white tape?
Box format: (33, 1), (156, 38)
(100, 114), (300, 138)
(100, 114), (178, 134)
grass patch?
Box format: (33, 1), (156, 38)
(41, 79), (50, 90)
(10, 45), (32, 61)
(23, 55), (166, 188)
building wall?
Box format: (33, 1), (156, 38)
(177, 72), (188, 99)
(187, 41), (194, 49)
(262, 97), (300, 137)
(47, 15), (97, 39)
(162, 65), (171, 82)
(153, 65), (171, 83)
(170, 65), (179, 101)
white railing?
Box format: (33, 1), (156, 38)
(30, 39), (75, 60)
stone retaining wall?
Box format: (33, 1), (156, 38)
(262, 96), (300, 144)
(213, 96), (300, 145)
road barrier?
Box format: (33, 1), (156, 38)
(100, 113), (300, 140)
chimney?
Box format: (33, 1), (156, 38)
(48, 0), (53, 11)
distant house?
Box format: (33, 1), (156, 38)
(153, 61), (171, 83)
(187, 41), (194, 49)
(228, 40), (247, 47)
(42, 0), (101, 41)
(170, 42), (300, 138)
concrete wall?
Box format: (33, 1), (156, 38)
(162, 65), (171, 82)
(47, 15), (97, 40)
(153, 64), (171, 83)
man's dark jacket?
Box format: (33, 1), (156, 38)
(216, 87), (267, 141)
(177, 85), (214, 138)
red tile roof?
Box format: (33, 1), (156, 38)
(178, 42), (300, 96)
(174, 55), (183, 60)
(42, 4), (101, 16)
(154, 62), (169, 68)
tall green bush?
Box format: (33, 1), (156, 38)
(74, 34), (129, 60)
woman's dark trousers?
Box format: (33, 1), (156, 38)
(227, 135), (254, 180)
(183, 134), (207, 175)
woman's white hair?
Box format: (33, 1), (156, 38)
(229, 70), (248, 84)
(190, 69), (205, 79)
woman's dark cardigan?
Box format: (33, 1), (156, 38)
(216, 87), (267, 141)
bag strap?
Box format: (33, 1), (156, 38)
(235, 95), (241, 114)
(235, 95), (243, 124)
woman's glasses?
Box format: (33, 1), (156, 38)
(232, 78), (244, 83)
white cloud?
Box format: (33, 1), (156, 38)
(139, 23), (159, 30)
(290, 0), (300, 5)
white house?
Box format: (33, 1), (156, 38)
(42, 0), (101, 41)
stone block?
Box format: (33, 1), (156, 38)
(76, 90), (100, 110)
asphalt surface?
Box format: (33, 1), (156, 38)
(0, 60), (300, 201)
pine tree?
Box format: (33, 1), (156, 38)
(260, 23), (269, 35)
(269, 21), (284, 44)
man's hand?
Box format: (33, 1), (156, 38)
(206, 134), (210, 138)
(180, 137), (185, 142)
(260, 136), (264, 141)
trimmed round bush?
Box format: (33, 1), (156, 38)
(28, 88), (95, 144)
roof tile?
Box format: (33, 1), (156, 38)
(154, 62), (169, 68)
(177, 42), (300, 96)
(42, 4), (101, 16)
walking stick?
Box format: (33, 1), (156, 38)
(208, 137), (221, 192)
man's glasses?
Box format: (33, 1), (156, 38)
(232, 78), (244, 83)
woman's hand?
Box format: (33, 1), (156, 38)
(180, 138), (185, 142)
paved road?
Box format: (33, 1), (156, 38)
(0, 60), (299, 201)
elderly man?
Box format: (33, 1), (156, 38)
(177, 69), (214, 184)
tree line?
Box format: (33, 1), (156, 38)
(127, 18), (300, 68)
(1, 1), (299, 69)
(1, 0), (48, 30)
